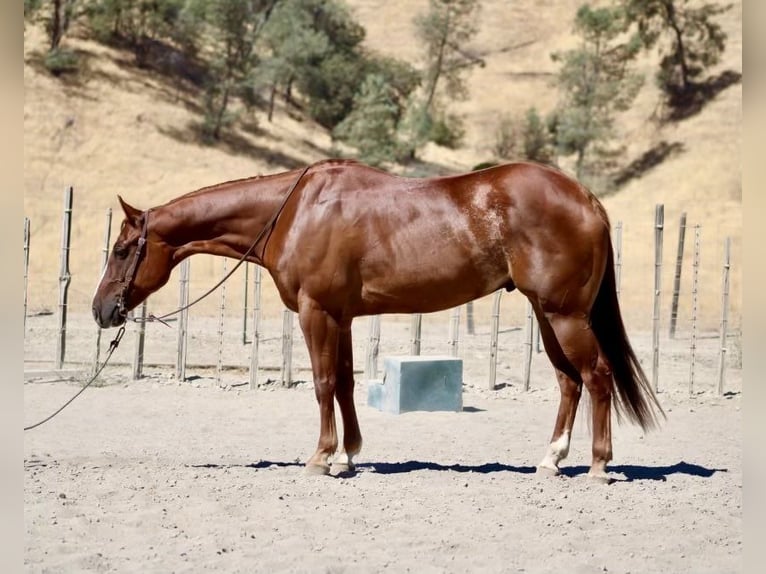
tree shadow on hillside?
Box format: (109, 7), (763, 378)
(157, 121), (308, 171)
(26, 42), (205, 115)
(25, 48), (100, 102)
(611, 140), (686, 189)
(664, 70), (742, 123)
(83, 55), (205, 115)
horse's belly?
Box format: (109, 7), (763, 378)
(359, 253), (508, 315)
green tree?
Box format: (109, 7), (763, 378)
(622, 0), (730, 105)
(25, 0), (82, 74)
(201, 0), (267, 140)
(24, 0), (44, 22)
(257, 0), (381, 128)
(258, 0), (331, 120)
(415, 0), (480, 113)
(493, 107), (556, 164)
(23, 0), (77, 50)
(551, 5), (644, 187)
(86, 0), (186, 52)
(333, 74), (402, 166)
(330, 54), (420, 164)
(404, 0), (481, 156)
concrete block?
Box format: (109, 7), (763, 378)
(367, 355), (463, 414)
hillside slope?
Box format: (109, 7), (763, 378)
(23, 0), (741, 331)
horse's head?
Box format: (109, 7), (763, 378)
(92, 196), (175, 328)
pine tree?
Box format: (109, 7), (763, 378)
(404, 0), (482, 156)
(202, 0), (263, 140)
(552, 5), (644, 188)
(494, 108), (556, 164)
(333, 74), (402, 166)
(622, 0), (731, 107)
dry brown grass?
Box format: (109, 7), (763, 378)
(23, 0), (741, 334)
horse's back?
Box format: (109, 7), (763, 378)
(282, 160), (610, 316)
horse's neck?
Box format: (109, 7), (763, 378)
(157, 174), (293, 263)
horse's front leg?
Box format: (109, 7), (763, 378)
(331, 326), (362, 475)
(298, 296), (340, 475)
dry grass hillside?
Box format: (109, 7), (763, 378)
(23, 0), (741, 335)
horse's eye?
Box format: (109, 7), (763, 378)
(113, 244), (129, 259)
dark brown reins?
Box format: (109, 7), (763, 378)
(123, 163), (311, 326)
(24, 164), (312, 431)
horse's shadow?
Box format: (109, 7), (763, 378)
(558, 461), (726, 482)
(358, 460), (724, 482)
(191, 460), (725, 482)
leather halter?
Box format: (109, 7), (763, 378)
(116, 209), (151, 319)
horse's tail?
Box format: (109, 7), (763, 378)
(591, 239), (666, 431)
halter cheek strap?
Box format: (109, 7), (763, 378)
(117, 209), (151, 318)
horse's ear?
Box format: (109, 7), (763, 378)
(117, 195), (142, 226)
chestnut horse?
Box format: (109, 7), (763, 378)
(92, 159), (664, 481)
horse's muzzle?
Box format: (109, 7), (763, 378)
(92, 300), (126, 329)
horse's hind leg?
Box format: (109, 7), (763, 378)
(331, 327), (363, 475)
(534, 309), (582, 475)
(535, 309), (613, 481)
(537, 367), (582, 476)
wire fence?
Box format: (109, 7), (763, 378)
(23, 188), (742, 397)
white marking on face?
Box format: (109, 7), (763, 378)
(92, 261), (109, 302)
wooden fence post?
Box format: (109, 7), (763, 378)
(689, 225), (700, 395)
(465, 302), (475, 335)
(281, 308), (294, 386)
(534, 316), (542, 353)
(56, 186), (73, 370)
(176, 259), (190, 381)
(448, 306), (461, 357)
(242, 263), (249, 345)
(249, 266), (262, 389)
(523, 299), (533, 391)
(216, 259), (228, 385)
(23, 217), (30, 332)
(652, 204), (664, 393)
(614, 220), (623, 299)
(488, 290), (502, 390)
(669, 212), (687, 338)
(365, 315), (381, 380)
(410, 313), (422, 356)
(133, 300), (147, 379)
(717, 237), (731, 396)
(92, 208), (112, 374)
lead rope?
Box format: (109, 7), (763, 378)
(24, 326), (126, 431)
(24, 164), (312, 431)
(128, 163), (311, 326)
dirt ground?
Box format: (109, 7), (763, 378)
(24, 311), (742, 573)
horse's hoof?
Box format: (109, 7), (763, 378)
(587, 471), (613, 485)
(304, 463), (331, 476)
(331, 461), (356, 477)
(536, 465), (560, 477)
